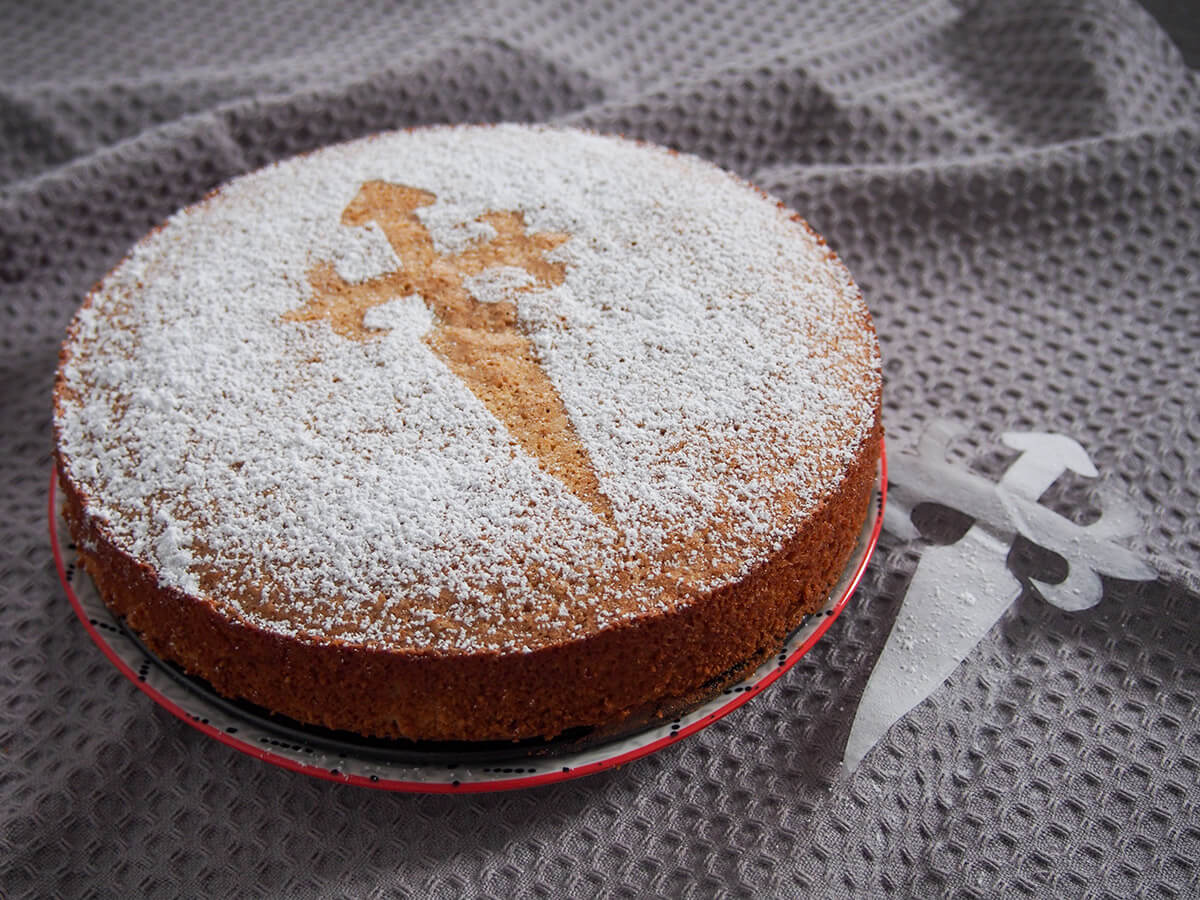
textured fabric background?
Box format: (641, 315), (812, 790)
(3, 1), (1199, 896)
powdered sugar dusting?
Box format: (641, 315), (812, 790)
(321, 220), (401, 284)
(416, 201), (499, 256)
(463, 266), (536, 305)
(56, 125), (881, 654)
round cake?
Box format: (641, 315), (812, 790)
(54, 125), (882, 743)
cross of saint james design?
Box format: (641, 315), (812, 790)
(285, 181), (612, 521)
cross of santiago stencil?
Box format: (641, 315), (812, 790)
(285, 181), (612, 521)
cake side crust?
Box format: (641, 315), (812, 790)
(55, 417), (880, 742)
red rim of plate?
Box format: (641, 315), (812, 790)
(51, 438), (886, 793)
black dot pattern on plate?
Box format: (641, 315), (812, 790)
(5, 2), (1200, 897)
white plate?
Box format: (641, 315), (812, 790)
(51, 443), (885, 793)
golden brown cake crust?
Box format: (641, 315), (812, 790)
(53, 125), (883, 742)
(54, 419), (879, 741)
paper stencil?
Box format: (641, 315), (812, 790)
(843, 422), (1156, 771)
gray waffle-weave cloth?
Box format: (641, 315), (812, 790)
(2, 1), (1198, 895)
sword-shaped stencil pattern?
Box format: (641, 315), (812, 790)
(842, 423), (1155, 771)
(285, 181), (613, 522)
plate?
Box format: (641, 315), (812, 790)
(51, 441), (885, 792)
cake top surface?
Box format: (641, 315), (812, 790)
(55, 124), (881, 655)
